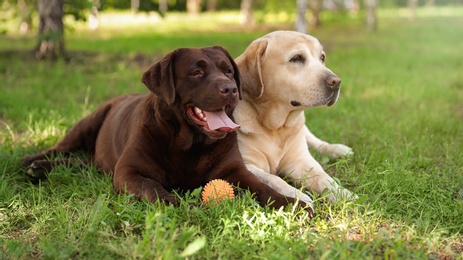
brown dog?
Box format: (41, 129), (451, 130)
(22, 46), (313, 215)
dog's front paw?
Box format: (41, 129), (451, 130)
(300, 200), (316, 219)
(163, 194), (179, 206)
(299, 192), (314, 206)
(323, 143), (353, 159)
(288, 197), (316, 219)
(24, 160), (51, 181)
(306, 205), (316, 219)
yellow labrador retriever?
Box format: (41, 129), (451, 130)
(234, 31), (355, 204)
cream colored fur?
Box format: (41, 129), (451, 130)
(234, 31), (356, 204)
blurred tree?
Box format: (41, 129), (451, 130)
(187, 0), (201, 14)
(17, 0), (34, 33)
(0, 0), (36, 33)
(409, 0), (418, 20)
(159, 0), (168, 15)
(295, 0), (323, 33)
(365, 0), (377, 31)
(309, 0), (322, 28)
(350, 0), (360, 15)
(240, 0), (253, 26)
(207, 0), (217, 11)
(295, 0), (307, 33)
(0, 0), (94, 59)
(35, 0), (66, 59)
(131, 0), (139, 12)
(35, 0), (92, 59)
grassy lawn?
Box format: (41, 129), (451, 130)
(1, 7), (463, 259)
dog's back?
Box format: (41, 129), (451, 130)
(93, 94), (148, 172)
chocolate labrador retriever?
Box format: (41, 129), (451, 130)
(22, 46), (313, 215)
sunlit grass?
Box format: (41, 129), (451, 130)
(66, 11), (244, 35)
(1, 6), (463, 259)
(380, 5), (463, 18)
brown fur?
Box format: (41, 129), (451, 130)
(22, 46), (313, 215)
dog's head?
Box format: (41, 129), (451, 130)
(237, 30), (341, 109)
(142, 46), (241, 140)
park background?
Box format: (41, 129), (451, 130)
(1, 0), (463, 259)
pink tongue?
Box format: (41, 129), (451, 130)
(203, 111), (240, 132)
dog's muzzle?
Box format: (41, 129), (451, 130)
(324, 74), (341, 91)
(325, 74), (341, 106)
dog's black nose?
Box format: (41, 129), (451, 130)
(219, 84), (238, 98)
(325, 75), (341, 90)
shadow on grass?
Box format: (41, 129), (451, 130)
(0, 49), (159, 70)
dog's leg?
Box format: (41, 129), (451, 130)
(22, 103), (112, 178)
(304, 126), (353, 159)
(24, 157), (90, 180)
(113, 166), (178, 206)
(113, 149), (178, 205)
(246, 164), (314, 207)
(282, 150), (357, 202)
(224, 168), (315, 218)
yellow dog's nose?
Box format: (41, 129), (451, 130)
(325, 74), (341, 90)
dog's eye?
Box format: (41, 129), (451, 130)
(225, 68), (233, 75)
(190, 70), (203, 77)
(321, 54), (326, 62)
(289, 54), (305, 63)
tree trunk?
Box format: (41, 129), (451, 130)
(240, 0), (253, 26)
(207, 0), (217, 11)
(364, 0), (377, 32)
(35, 0), (66, 60)
(131, 0), (140, 13)
(187, 0), (202, 15)
(309, 0), (322, 28)
(88, 6), (99, 30)
(159, 0), (168, 16)
(350, 0), (360, 15)
(409, 0), (418, 21)
(295, 0), (308, 34)
(18, 0), (33, 34)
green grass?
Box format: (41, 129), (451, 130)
(1, 7), (463, 259)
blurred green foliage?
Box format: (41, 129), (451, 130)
(1, 0), (462, 35)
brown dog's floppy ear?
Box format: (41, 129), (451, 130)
(235, 39), (268, 99)
(141, 51), (177, 106)
(212, 45), (242, 100)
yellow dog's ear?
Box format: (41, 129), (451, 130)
(142, 50), (182, 106)
(235, 38), (268, 99)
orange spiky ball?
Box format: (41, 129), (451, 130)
(202, 179), (235, 204)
